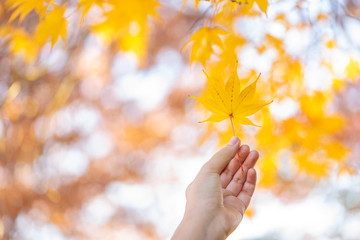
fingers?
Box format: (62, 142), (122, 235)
(220, 145), (250, 188)
(226, 150), (259, 195)
(237, 168), (257, 212)
(201, 136), (240, 174)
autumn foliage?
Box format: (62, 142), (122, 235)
(0, 0), (360, 239)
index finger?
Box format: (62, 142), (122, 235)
(202, 136), (240, 174)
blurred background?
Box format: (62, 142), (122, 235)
(0, 0), (360, 239)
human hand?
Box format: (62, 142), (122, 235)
(172, 136), (259, 240)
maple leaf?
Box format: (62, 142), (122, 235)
(5, 0), (52, 23)
(191, 63), (272, 134)
(34, 5), (67, 47)
(184, 27), (227, 66)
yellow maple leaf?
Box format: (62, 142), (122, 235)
(184, 27), (227, 66)
(34, 5), (67, 47)
(191, 63), (272, 134)
(5, 0), (52, 23)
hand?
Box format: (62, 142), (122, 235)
(172, 137), (259, 240)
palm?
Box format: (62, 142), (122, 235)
(215, 145), (258, 231)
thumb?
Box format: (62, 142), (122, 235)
(202, 136), (240, 174)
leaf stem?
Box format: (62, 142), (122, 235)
(230, 116), (235, 136)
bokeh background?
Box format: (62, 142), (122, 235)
(0, 0), (360, 239)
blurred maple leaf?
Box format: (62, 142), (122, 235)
(184, 27), (227, 66)
(5, 0), (52, 22)
(34, 4), (67, 47)
(191, 63), (272, 134)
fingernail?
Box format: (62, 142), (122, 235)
(228, 136), (239, 146)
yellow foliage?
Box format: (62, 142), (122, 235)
(265, 34), (285, 54)
(11, 29), (39, 61)
(258, 154), (278, 187)
(92, 0), (159, 60)
(0, 26), (39, 62)
(5, 0), (52, 22)
(345, 58), (360, 83)
(296, 154), (329, 179)
(324, 142), (347, 161)
(217, 34), (246, 68)
(254, 92), (348, 181)
(184, 27), (227, 66)
(288, 116), (346, 176)
(256, 109), (284, 149)
(214, 1), (246, 27)
(299, 92), (328, 119)
(34, 5), (67, 47)
(332, 78), (346, 92)
(255, 0), (268, 14)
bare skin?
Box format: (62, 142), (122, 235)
(172, 136), (259, 240)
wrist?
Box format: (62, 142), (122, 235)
(171, 211), (226, 240)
